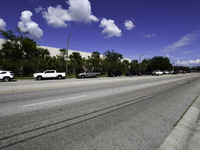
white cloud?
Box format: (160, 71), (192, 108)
(166, 54), (175, 60)
(67, 0), (98, 23)
(0, 18), (6, 31)
(181, 50), (197, 55)
(124, 20), (135, 30)
(166, 54), (170, 59)
(41, 0), (98, 28)
(176, 59), (200, 66)
(163, 31), (200, 52)
(35, 6), (43, 14)
(42, 6), (71, 28)
(18, 10), (43, 39)
(141, 33), (156, 38)
(100, 18), (122, 38)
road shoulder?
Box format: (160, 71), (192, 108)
(158, 95), (200, 150)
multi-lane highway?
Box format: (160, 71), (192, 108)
(0, 73), (200, 150)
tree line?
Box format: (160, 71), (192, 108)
(0, 28), (195, 77)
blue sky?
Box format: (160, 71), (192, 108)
(0, 0), (200, 66)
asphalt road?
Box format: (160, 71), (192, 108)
(0, 73), (200, 150)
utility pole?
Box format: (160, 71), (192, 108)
(66, 33), (71, 76)
(170, 56), (174, 71)
(139, 53), (145, 72)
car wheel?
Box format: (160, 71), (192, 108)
(81, 75), (85, 78)
(96, 75), (99, 78)
(58, 75), (62, 80)
(37, 76), (42, 80)
(3, 77), (10, 82)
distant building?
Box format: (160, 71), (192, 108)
(40, 45), (104, 59)
(0, 38), (4, 49)
(0, 38), (131, 62)
(0, 38), (98, 59)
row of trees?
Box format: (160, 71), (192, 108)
(0, 28), (193, 77)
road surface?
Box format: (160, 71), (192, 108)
(0, 73), (200, 149)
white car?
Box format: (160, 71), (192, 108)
(163, 70), (169, 74)
(152, 70), (163, 76)
(0, 70), (15, 82)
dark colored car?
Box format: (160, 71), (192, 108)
(172, 71), (179, 74)
(140, 71), (147, 75)
(125, 71), (141, 76)
(170, 70), (178, 74)
(108, 71), (122, 77)
(146, 71), (153, 75)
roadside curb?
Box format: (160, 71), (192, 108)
(158, 94), (200, 150)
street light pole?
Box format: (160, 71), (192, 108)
(170, 56), (174, 71)
(66, 33), (71, 76)
(139, 53), (145, 72)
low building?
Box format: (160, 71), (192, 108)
(40, 45), (104, 59)
(0, 38), (131, 62)
(0, 38), (102, 59)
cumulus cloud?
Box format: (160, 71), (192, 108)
(42, 6), (71, 28)
(100, 18), (122, 38)
(41, 0), (98, 28)
(0, 18), (6, 31)
(163, 31), (200, 52)
(18, 10), (43, 39)
(177, 59), (200, 66)
(124, 20), (135, 30)
(67, 0), (98, 23)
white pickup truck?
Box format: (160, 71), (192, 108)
(152, 70), (163, 76)
(0, 70), (15, 82)
(33, 70), (66, 80)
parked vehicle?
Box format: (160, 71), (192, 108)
(173, 71), (179, 74)
(182, 70), (187, 74)
(163, 70), (170, 74)
(170, 70), (178, 74)
(77, 70), (100, 78)
(125, 71), (141, 76)
(140, 71), (147, 75)
(0, 71), (15, 82)
(108, 71), (122, 77)
(33, 70), (66, 80)
(146, 71), (153, 75)
(152, 70), (163, 76)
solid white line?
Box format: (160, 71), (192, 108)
(22, 95), (87, 107)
